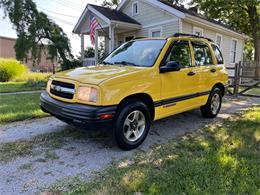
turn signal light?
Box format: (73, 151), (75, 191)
(100, 113), (113, 119)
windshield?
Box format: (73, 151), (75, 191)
(103, 40), (166, 67)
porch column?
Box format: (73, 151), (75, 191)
(80, 34), (85, 63)
(95, 29), (98, 64)
(109, 24), (115, 53)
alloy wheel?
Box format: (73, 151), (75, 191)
(123, 110), (146, 142)
(211, 93), (220, 115)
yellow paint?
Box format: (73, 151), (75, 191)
(48, 37), (228, 120)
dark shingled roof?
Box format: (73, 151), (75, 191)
(89, 4), (141, 25)
(159, 0), (239, 33)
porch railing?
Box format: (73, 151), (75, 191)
(83, 58), (96, 66)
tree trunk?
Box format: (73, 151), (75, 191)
(254, 36), (260, 79)
(247, 5), (260, 80)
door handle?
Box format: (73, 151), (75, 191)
(210, 68), (216, 73)
(187, 71), (196, 76)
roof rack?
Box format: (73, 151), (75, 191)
(171, 33), (213, 42)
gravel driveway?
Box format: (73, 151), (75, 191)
(0, 97), (259, 195)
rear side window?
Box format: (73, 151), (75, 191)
(211, 44), (224, 64)
(192, 41), (213, 66)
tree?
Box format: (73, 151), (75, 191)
(102, 0), (184, 7)
(77, 41), (106, 62)
(84, 47), (95, 58)
(190, 0), (260, 78)
(102, 0), (120, 7)
(162, 0), (185, 6)
(0, 0), (74, 70)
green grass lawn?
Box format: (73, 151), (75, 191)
(0, 81), (46, 93)
(243, 88), (260, 95)
(228, 87), (260, 96)
(0, 92), (48, 124)
(62, 106), (260, 195)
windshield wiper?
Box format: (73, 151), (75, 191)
(102, 61), (113, 65)
(114, 61), (137, 66)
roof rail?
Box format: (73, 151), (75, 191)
(171, 33), (213, 42)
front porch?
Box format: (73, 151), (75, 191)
(73, 4), (141, 65)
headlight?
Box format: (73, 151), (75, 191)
(77, 86), (98, 103)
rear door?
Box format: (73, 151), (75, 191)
(211, 43), (226, 79)
(159, 40), (201, 118)
(191, 41), (216, 93)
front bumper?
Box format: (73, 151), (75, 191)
(40, 91), (117, 130)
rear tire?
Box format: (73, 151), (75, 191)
(114, 99), (151, 150)
(200, 88), (222, 118)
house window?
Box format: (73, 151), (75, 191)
(193, 27), (204, 36)
(132, 1), (139, 16)
(152, 31), (161, 37)
(149, 27), (162, 37)
(215, 33), (222, 48)
(230, 39), (237, 63)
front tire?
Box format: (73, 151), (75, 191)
(114, 99), (151, 150)
(200, 88), (222, 118)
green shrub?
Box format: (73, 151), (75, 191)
(12, 72), (50, 82)
(12, 72), (51, 87)
(0, 58), (27, 82)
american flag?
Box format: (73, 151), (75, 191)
(89, 14), (99, 46)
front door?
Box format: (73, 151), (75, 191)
(159, 40), (201, 118)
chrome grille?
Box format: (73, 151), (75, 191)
(50, 80), (75, 99)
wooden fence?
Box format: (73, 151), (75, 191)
(227, 61), (260, 98)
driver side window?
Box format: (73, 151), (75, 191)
(165, 41), (192, 68)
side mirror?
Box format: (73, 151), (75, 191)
(160, 61), (181, 73)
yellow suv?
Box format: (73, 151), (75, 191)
(40, 33), (229, 150)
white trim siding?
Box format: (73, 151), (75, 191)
(73, 7), (88, 33)
(181, 21), (244, 67)
(73, 0), (248, 70)
(185, 15), (248, 39)
(142, 18), (178, 28)
(117, 0), (185, 18)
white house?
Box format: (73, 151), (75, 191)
(73, 0), (248, 67)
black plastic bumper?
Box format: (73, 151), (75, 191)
(40, 91), (117, 130)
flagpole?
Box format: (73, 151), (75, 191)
(97, 23), (111, 40)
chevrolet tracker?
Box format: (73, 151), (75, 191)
(40, 33), (229, 150)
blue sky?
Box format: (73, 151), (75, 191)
(0, 0), (103, 56)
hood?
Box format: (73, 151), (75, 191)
(54, 65), (146, 85)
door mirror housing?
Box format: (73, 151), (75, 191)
(160, 61), (181, 73)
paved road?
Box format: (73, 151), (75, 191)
(0, 97), (259, 195)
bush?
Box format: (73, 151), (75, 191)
(0, 59), (27, 82)
(12, 72), (50, 82)
(12, 72), (51, 87)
